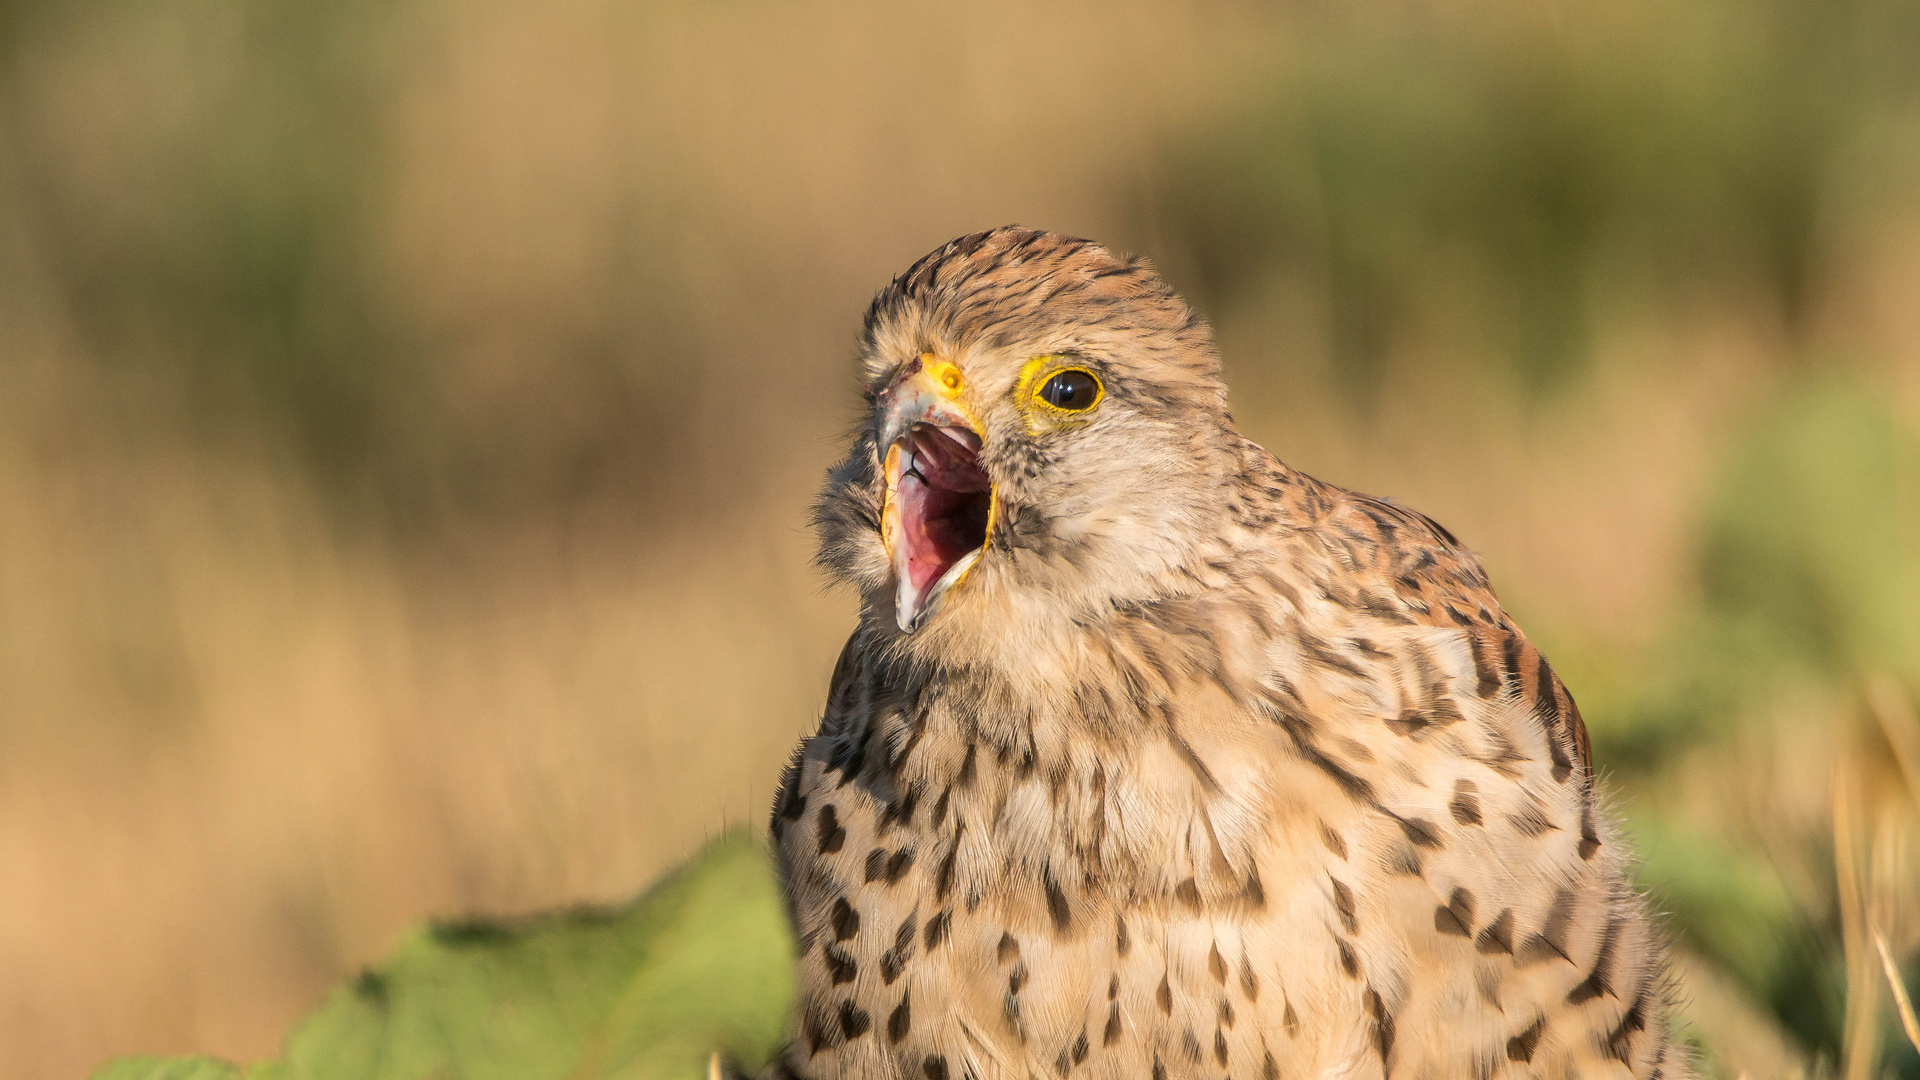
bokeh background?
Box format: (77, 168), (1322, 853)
(3, 0), (1920, 1076)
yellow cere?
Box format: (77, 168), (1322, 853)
(921, 355), (966, 399)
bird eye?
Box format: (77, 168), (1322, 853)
(1037, 368), (1102, 412)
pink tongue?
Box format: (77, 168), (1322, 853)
(896, 473), (946, 592)
(910, 429), (989, 492)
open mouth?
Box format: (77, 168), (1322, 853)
(883, 423), (992, 632)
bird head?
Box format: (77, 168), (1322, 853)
(815, 227), (1249, 655)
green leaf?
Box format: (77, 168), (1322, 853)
(92, 832), (795, 1080)
(90, 1058), (265, 1080)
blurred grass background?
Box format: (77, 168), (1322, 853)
(2, 0), (1919, 1076)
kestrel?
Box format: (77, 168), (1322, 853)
(769, 228), (1687, 1080)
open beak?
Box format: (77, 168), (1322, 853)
(877, 358), (994, 633)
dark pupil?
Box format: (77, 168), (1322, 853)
(1042, 370), (1098, 410)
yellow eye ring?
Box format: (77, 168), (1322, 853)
(1026, 364), (1104, 416)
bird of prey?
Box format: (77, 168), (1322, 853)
(770, 228), (1687, 1080)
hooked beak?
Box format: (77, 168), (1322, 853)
(877, 357), (994, 633)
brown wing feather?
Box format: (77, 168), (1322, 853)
(1320, 485), (1594, 781)
(769, 631), (864, 837)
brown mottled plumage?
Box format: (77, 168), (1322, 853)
(770, 228), (1687, 1080)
